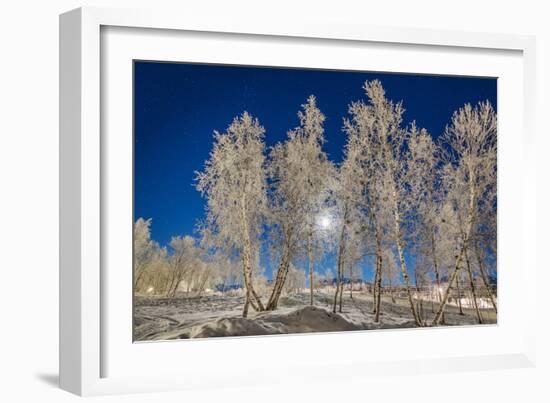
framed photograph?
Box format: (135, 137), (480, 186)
(60, 7), (537, 396)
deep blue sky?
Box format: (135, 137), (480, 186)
(134, 61), (496, 280)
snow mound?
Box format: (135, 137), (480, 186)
(167, 306), (360, 339)
(186, 317), (270, 338)
(260, 306), (360, 334)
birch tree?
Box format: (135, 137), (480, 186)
(165, 235), (198, 297)
(266, 96), (334, 310)
(432, 101), (497, 325)
(345, 228), (367, 299)
(341, 80), (422, 325)
(375, 89), (423, 325)
(331, 146), (365, 313)
(196, 112), (268, 317)
(283, 263), (307, 295)
(339, 93), (382, 315)
(406, 125), (449, 320)
(381, 247), (400, 304)
(144, 247), (169, 295)
(215, 257), (243, 293)
(134, 218), (164, 292)
(296, 96), (334, 306)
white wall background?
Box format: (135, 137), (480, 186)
(0, 1), (548, 401)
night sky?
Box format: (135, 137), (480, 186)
(134, 61), (497, 280)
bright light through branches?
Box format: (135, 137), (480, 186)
(316, 213), (333, 230)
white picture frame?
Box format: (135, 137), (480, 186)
(59, 6), (537, 396)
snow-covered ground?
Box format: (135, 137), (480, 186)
(134, 291), (496, 341)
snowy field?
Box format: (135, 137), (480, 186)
(134, 291), (496, 341)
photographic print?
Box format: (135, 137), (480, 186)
(133, 62), (497, 341)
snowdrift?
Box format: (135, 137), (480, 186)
(166, 306), (360, 339)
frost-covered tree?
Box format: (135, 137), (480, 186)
(342, 87), (381, 315)
(283, 263), (307, 295)
(144, 248), (169, 295)
(381, 247), (400, 304)
(330, 110), (372, 313)
(196, 112), (268, 317)
(362, 81), (427, 325)
(346, 223), (366, 287)
(432, 101), (497, 325)
(214, 255), (243, 292)
(134, 218), (164, 292)
(165, 235), (198, 297)
(406, 125), (449, 316)
(265, 96), (335, 310)
(134, 217), (153, 290)
(341, 80), (422, 323)
(296, 96), (335, 306)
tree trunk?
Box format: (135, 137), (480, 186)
(333, 258), (341, 314)
(374, 252), (383, 322)
(242, 249), (264, 312)
(474, 243), (498, 313)
(464, 246), (483, 323)
(372, 262), (379, 314)
(432, 245), (465, 325)
(370, 208), (383, 319)
(240, 195), (264, 315)
(338, 259), (345, 312)
(432, 165), (477, 326)
(418, 300), (424, 325)
(392, 194), (421, 326)
(308, 232), (314, 306)
(165, 268), (177, 297)
(414, 268), (423, 324)
(389, 277), (396, 304)
(349, 262), (353, 299)
(456, 271), (464, 315)
(134, 264), (146, 292)
(197, 270), (210, 298)
(243, 289), (250, 318)
(266, 241), (291, 310)
(333, 208), (348, 313)
(430, 229), (445, 324)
